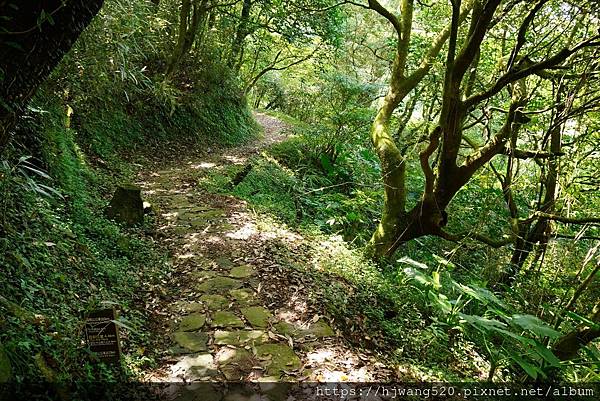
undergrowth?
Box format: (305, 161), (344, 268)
(1, 55), (258, 382)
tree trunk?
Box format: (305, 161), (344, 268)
(165, 0), (207, 78)
(0, 0), (105, 150)
(552, 300), (600, 361)
(228, 0), (252, 71)
(503, 91), (564, 284)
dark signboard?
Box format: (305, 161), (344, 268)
(84, 308), (121, 364)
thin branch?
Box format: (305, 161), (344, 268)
(466, 35), (600, 108)
(532, 212), (600, 225)
(439, 229), (515, 248)
(367, 0), (402, 38)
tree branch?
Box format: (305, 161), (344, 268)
(439, 229), (515, 248)
(531, 212), (600, 225)
(465, 34), (600, 108)
(367, 0), (402, 39)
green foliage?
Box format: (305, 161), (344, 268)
(0, 101), (169, 380)
(402, 261), (599, 381)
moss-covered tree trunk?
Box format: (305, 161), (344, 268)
(0, 0), (104, 150)
(165, 0), (208, 78)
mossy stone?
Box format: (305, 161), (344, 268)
(173, 332), (209, 352)
(307, 320), (334, 337)
(229, 289), (259, 306)
(214, 330), (267, 346)
(240, 306), (272, 328)
(229, 265), (255, 278)
(211, 311), (244, 328)
(178, 313), (206, 331)
(171, 354), (218, 381)
(273, 320), (334, 339)
(216, 348), (254, 380)
(273, 322), (300, 337)
(180, 302), (204, 313)
(217, 257), (234, 268)
(200, 294), (230, 310)
(254, 344), (301, 376)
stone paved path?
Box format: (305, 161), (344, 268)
(137, 113), (391, 399)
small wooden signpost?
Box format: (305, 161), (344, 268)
(84, 308), (122, 364)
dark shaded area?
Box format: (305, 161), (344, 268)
(0, 0), (104, 148)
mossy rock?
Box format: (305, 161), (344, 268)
(106, 183), (144, 226)
(211, 311), (244, 328)
(273, 320), (334, 339)
(178, 313), (206, 331)
(173, 332), (209, 352)
(191, 270), (218, 281)
(216, 257), (234, 269)
(200, 294), (230, 310)
(197, 277), (242, 293)
(229, 265), (255, 279)
(214, 330), (268, 346)
(254, 344), (301, 376)
(273, 322), (301, 337)
(229, 289), (259, 306)
(175, 302), (204, 314)
(307, 320), (334, 337)
(216, 348), (254, 380)
(240, 306), (272, 328)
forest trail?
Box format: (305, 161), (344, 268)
(137, 112), (391, 399)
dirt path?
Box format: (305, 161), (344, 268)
(136, 113), (391, 399)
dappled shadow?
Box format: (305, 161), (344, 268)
(135, 113), (395, 395)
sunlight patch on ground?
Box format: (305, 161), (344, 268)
(191, 162), (217, 169)
(225, 222), (258, 240)
(223, 154), (247, 164)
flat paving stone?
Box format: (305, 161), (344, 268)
(229, 264), (255, 278)
(178, 313), (206, 331)
(254, 343), (301, 376)
(214, 330), (268, 346)
(200, 294), (230, 310)
(211, 311), (244, 328)
(173, 332), (209, 352)
(191, 271), (218, 281)
(240, 306), (272, 328)
(229, 289), (259, 306)
(216, 348), (255, 380)
(197, 277), (242, 293)
(274, 319), (334, 339)
(217, 257), (234, 268)
(170, 301), (203, 314)
(171, 354), (218, 380)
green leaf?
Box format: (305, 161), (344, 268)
(398, 257), (429, 270)
(490, 327), (535, 346)
(403, 267), (435, 287)
(429, 290), (452, 315)
(510, 353), (541, 379)
(565, 311), (600, 329)
(319, 154), (334, 175)
(112, 319), (140, 335)
(453, 282), (507, 308)
(459, 313), (507, 331)
(511, 314), (561, 338)
(533, 343), (561, 368)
